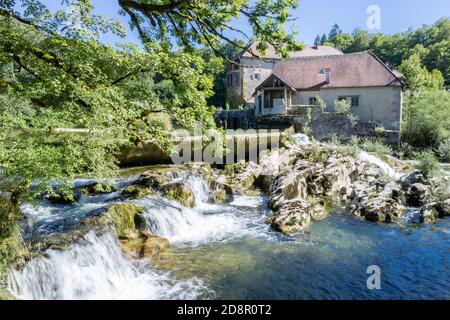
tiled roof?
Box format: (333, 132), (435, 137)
(240, 42), (343, 59)
(271, 51), (402, 90)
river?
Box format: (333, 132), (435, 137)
(5, 165), (449, 300)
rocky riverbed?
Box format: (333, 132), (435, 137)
(2, 135), (449, 300)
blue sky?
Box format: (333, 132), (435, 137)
(43, 0), (450, 46)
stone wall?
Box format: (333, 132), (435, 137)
(292, 106), (400, 145)
(214, 106), (400, 145)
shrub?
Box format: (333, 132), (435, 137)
(313, 95), (327, 112)
(360, 138), (393, 155)
(375, 126), (386, 136)
(334, 99), (351, 113)
(146, 112), (173, 131)
(347, 113), (359, 127)
(415, 150), (440, 178)
(437, 139), (450, 162)
(402, 90), (450, 149)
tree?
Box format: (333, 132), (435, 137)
(314, 35), (321, 47)
(0, 0), (302, 274)
(402, 90), (450, 148)
(398, 53), (444, 91)
(320, 34), (327, 45)
(328, 23), (342, 41)
(116, 0), (303, 61)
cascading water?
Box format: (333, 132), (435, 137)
(358, 151), (403, 180)
(132, 176), (273, 246)
(294, 133), (311, 146)
(7, 232), (207, 300)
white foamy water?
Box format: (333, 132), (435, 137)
(7, 232), (207, 300)
(186, 174), (211, 208)
(134, 197), (269, 247)
(358, 151), (403, 180)
(230, 196), (267, 208)
(294, 133), (311, 145)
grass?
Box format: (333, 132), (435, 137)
(360, 138), (393, 155)
(415, 150), (441, 178)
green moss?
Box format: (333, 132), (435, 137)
(162, 183), (195, 208)
(122, 185), (154, 200)
(105, 204), (146, 239)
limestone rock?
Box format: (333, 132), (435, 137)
(104, 203), (146, 239)
(122, 185), (154, 200)
(161, 182), (196, 208)
(406, 183), (430, 207)
(120, 231), (169, 260)
(79, 182), (117, 195)
(267, 200), (326, 234)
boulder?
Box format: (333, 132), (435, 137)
(143, 235), (170, 259)
(122, 185), (154, 200)
(402, 171), (428, 190)
(269, 169), (309, 211)
(79, 182), (116, 195)
(133, 172), (171, 189)
(223, 161), (260, 195)
(420, 205), (440, 223)
(406, 183), (430, 207)
(103, 203), (146, 239)
(120, 231), (169, 260)
(435, 199), (450, 217)
(267, 200), (326, 234)
(161, 182), (196, 208)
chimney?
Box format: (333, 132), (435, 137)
(325, 68), (331, 84)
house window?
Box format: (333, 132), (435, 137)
(309, 97), (317, 105)
(254, 73), (261, 80)
(338, 96), (360, 107)
(351, 96), (360, 107)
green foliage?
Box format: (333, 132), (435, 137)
(398, 53), (444, 91)
(313, 95), (327, 112)
(360, 138), (393, 155)
(374, 126), (386, 136)
(0, 197), (23, 278)
(415, 150), (440, 178)
(437, 138), (450, 162)
(334, 99), (351, 113)
(402, 90), (450, 149)
(117, 0), (303, 59)
(347, 113), (358, 127)
(321, 18), (450, 86)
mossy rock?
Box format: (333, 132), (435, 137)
(161, 182), (195, 208)
(79, 182), (117, 195)
(134, 172), (172, 189)
(120, 231), (169, 260)
(104, 203), (146, 239)
(0, 288), (14, 300)
(122, 185), (154, 200)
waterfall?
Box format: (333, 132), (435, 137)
(7, 232), (207, 300)
(186, 174), (211, 207)
(133, 197), (265, 247)
(358, 151), (403, 180)
(131, 176), (271, 246)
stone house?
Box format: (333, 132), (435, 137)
(226, 43), (403, 131)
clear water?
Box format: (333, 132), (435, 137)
(8, 171), (450, 300)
